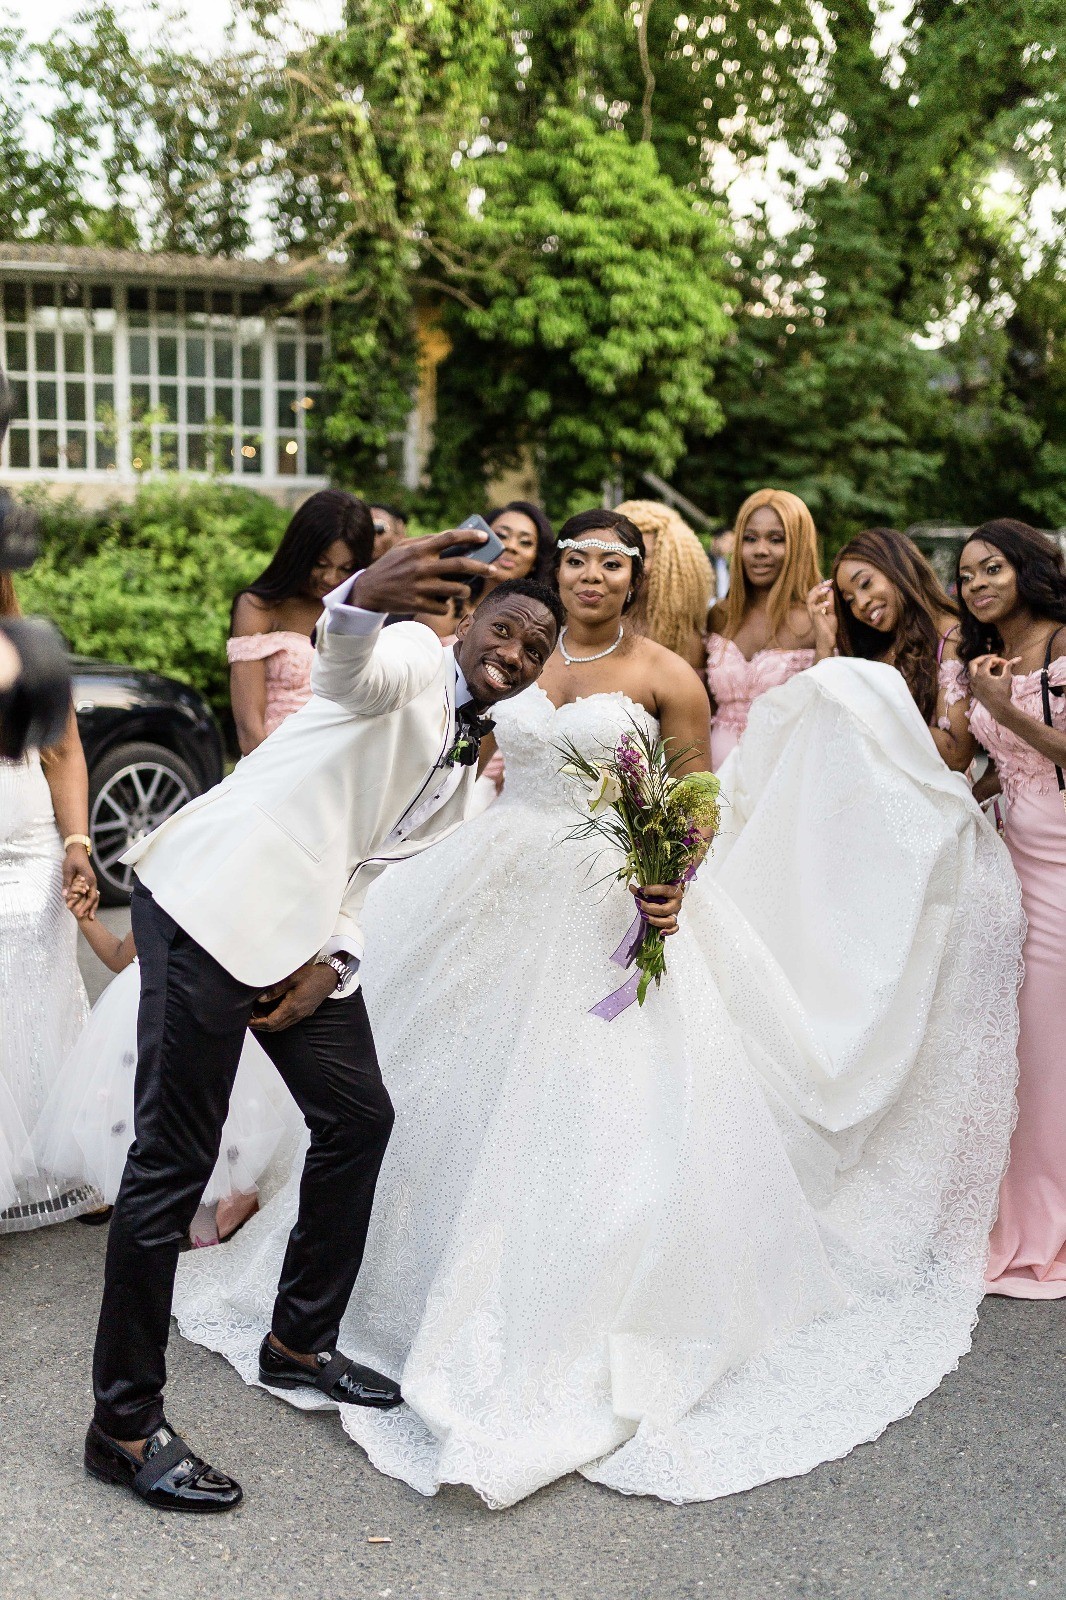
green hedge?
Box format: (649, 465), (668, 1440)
(15, 482), (290, 726)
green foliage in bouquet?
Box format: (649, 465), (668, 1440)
(557, 719), (721, 1007)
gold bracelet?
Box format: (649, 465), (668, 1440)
(63, 833), (93, 855)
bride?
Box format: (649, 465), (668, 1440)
(175, 509), (1024, 1508)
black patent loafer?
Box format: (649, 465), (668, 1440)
(258, 1334), (401, 1408)
(84, 1421), (243, 1512)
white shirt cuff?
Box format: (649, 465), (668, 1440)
(321, 572), (386, 637)
(317, 937), (362, 998)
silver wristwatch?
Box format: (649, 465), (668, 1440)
(315, 952), (355, 991)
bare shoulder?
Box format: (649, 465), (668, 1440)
(938, 621), (963, 663)
(634, 636), (709, 709)
(231, 592), (274, 637)
(707, 601), (728, 636)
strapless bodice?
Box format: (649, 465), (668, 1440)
(491, 684), (659, 810)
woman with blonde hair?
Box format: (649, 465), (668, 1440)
(705, 488), (821, 768)
(614, 499), (712, 672)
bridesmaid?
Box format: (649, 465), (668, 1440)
(614, 499), (713, 672)
(228, 490), (367, 755)
(705, 488), (820, 768)
(809, 527), (975, 771)
(956, 519), (1066, 1297)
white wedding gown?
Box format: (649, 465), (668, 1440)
(174, 659), (1023, 1507)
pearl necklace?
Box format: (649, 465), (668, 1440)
(558, 624), (625, 665)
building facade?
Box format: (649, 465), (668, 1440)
(0, 244), (331, 504)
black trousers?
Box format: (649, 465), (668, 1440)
(91, 886), (394, 1439)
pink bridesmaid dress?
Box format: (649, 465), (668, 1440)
(971, 654), (1066, 1297)
(705, 634), (815, 769)
(226, 630), (316, 737)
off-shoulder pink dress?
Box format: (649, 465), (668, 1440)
(971, 657), (1066, 1297)
(227, 630), (316, 738)
(705, 634), (815, 769)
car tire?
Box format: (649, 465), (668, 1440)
(88, 741), (201, 906)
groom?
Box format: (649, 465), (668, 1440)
(86, 519), (566, 1512)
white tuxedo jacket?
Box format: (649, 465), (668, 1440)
(122, 621), (478, 988)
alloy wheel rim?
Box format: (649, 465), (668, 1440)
(90, 760), (191, 894)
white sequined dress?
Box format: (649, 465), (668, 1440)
(174, 660), (1024, 1507)
(0, 752), (94, 1229)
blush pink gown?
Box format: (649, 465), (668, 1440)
(227, 630), (316, 736)
(971, 658), (1066, 1297)
(705, 634), (815, 770)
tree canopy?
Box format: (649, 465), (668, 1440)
(2, 0), (1065, 536)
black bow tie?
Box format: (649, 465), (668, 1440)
(445, 701), (496, 767)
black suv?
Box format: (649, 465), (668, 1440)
(73, 658), (224, 905)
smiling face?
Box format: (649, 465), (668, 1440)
(454, 594), (559, 707)
(958, 538), (1020, 628)
(739, 505), (788, 591)
(489, 510), (540, 581)
(555, 538), (634, 625)
(307, 537), (359, 602)
(835, 558), (901, 634)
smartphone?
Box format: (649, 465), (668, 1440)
(440, 514), (506, 565)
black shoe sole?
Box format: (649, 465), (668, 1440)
(258, 1367), (402, 1409)
(85, 1447), (243, 1513)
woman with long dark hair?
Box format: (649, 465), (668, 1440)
(809, 527), (974, 770)
(955, 519), (1066, 1297)
(0, 570), (101, 1230)
(229, 490), (375, 755)
(485, 501), (556, 590)
(705, 489), (820, 768)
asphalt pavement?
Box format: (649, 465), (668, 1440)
(0, 913), (1061, 1600)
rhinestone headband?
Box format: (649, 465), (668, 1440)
(558, 537), (642, 558)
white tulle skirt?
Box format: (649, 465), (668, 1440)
(173, 661), (1024, 1507)
(32, 961), (298, 1207)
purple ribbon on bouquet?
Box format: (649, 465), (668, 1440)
(588, 912), (647, 1022)
(589, 865), (698, 1023)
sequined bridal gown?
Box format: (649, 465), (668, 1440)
(175, 658), (1024, 1507)
(0, 752), (93, 1229)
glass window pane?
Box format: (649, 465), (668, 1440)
(94, 382), (114, 420)
(185, 290), (207, 316)
(127, 287), (149, 316)
(213, 387), (234, 423)
(186, 386), (206, 425)
(214, 340), (233, 379)
(239, 434), (262, 473)
(129, 334), (150, 376)
(159, 384), (178, 422)
(5, 284), (28, 321)
(240, 343), (261, 380)
(35, 332), (57, 371)
(9, 428), (30, 467)
(156, 289), (178, 317)
(187, 431), (206, 471)
(92, 334), (113, 374)
(64, 430), (88, 469)
(32, 284), (55, 309)
(277, 388), (297, 428)
(277, 436), (299, 475)
(10, 378), (28, 418)
(158, 335), (178, 377)
(66, 382), (87, 422)
(90, 285), (113, 311)
(241, 387), (261, 427)
(157, 430), (178, 471)
(306, 434), (325, 475)
(5, 331), (27, 371)
(277, 341), (297, 383)
(95, 432), (116, 470)
(37, 380), (58, 420)
(130, 382), (151, 416)
(186, 335), (206, 378)
(305, 341), (323, 383)
(64, 332), (86, 373)
(39, 429), (59, 467)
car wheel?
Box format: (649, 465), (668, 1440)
(88, 741), (200, 905)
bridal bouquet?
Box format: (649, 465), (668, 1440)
(557, 722), (721, 1017)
